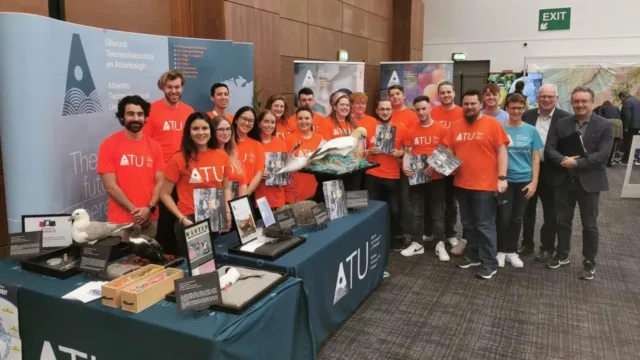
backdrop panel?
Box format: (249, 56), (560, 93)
(293, 61), (365, 117)
(380, 61), (453, 107)
(487, 71), (524, 106)
(0, 13), (253, 232)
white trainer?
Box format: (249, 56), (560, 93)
(447, 237), (459, 247)
(505, 253), (524, 268)
(497, 252), (506, 268)
(435, 241), (450, 261)
(401, 242), (425, 257)
(422, 234), (433, 242)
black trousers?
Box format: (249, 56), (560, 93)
(398, 172), (412, 235)
(522, 174), (557, 252)
(425, 176), (463, 239)
(157, 188), (179, 255)
(622, 128), (639, 162)
(365, 175), (401, 236)
(497, 182), (529, 253)
(409, 179), (445, 244)
(554, 177), (600, 263)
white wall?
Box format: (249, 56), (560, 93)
(423, 0), (640, 72)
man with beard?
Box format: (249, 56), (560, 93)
(481, 83), (509, 124)
(520, 84), (570, 260)
(207, 83), (234, 122)
(450, 89), (509, 279)
(363, 99), (409, 250)
(97, 96), (164, 237)
(143, 70), (194, 253)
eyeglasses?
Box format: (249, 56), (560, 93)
(239, 116), (255, 124)
(216, 128), (232, 132)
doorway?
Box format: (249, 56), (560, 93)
(452, 60), (491, 105)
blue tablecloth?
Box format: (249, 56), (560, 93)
(215, 200), (390, 346)
(0, 260), (316, 360)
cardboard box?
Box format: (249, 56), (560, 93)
(121, 268), (184, 313)
(101, 265), (164, 308)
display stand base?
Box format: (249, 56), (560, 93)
(301, 163), (379, 203)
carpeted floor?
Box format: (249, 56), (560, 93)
(319, 166), (640, 360)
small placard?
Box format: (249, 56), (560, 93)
(79, 245), (111, 273)
(175, 272), (222, 313)
(311, 202), (329, 226)
(346, 190), (369, 209)
(22, 214), (72, 248)
(8, 231), (42, 259)
(275, 208), (297, 231)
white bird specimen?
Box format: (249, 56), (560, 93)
(68, 208), (135, 244)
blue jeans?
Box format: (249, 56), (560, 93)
(456, 187), (498, 270)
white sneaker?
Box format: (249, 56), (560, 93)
(505, 253), (524, 268)
(383, 271), (390, 278)
(422, 234), (433, 242)
(447, 237), (459, 247)
(497, 252), (506, 268)
(435, 241), (450, 261)
(401, 242), (425, 257)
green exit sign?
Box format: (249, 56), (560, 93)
(539, 8), (571, 31)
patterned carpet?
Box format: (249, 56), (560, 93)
(319, 166), (640, 360)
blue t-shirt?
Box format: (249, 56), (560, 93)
(483, 109), (509, 124)
(504, 123), (543, 183)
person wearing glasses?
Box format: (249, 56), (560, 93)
(213, 115), (247, 200)
(232, 106), (265, 197)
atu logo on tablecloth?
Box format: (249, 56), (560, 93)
(333, 233), (382, 305)
(62, 33), (102, 116)
(40, 341), (96, 360)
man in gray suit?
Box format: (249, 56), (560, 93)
(545, 86), (613, 280)
(520, 84), (571, 261)
(619, 90), (640, 164)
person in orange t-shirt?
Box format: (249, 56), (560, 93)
(232, 106), (265, 196)
(363, 99), (408, 249)
(206, 83), (234, 122)
(286, 88), (326, 134)
(161, 112), (234, 255)
(320, 94), (358, 140)
(430, 80), (465, 253)
(388, 84), (419, 130)
(265, 94), (292, 141)
(400, 95), (451, 260)
(97, 95), (164, 238)
(449, 89), (509, 280)
(249, 110), (288, 209)
(142, 70), (194, 251)
(212, 116), (247, 200)
(284, 107), (324, 203)
(351, 92), (378, 134)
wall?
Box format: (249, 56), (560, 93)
(423, 0), (640, 72)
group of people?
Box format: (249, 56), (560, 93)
(97, 69), (617, 281)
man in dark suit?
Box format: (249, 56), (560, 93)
(545, 86), (613, 280)
(619, 90), (640, 164)
(519, 84), (571, 261)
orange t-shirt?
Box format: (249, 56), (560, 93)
(320, 117), (356, 140)
(448, 115), (509, 191)
(236, 138), (266, 187)
(286, 112), (326, 134)
(97, 131), (164, 223)
(274, 122), (290, 141)
(365, 119), (408, 180)
(403, 121), (450, 180)
(206, 111), (234, 123)
(431, 105), (464, 129)
(285, 132), (324, 203)
(255, 138), (288, 208)
(164, 149), (231, 216)
(393, 108), (419, 130)
(144, 100), (194, 165)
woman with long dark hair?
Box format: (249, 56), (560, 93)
(161, 112), (232, 254)
(232, 106), (265, 196)
(250, 110), (288, 208)
(265, 94), (290, 140)
(320, 94), (358, 140)
(285, 107), (324, 203)
(212, 116), (247, 199)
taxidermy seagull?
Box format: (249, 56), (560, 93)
(69, 208), (136, 244)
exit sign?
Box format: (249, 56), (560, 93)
(538, 8), (571, 31)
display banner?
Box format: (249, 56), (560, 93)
(487, 71), (524, 106)
(621, 135), (640, 198)
(293, 61), (365, 116)
(380, 61), (453, 107)
(0, 13), (253, 232)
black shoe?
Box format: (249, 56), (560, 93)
(535, 250), (553, 262)
(546, 254), (570, 269)
(392, 235), (411, 251)
(517, 246), (534, 256)
(391, 239), (405, 251)
(476, 267), (497, 279)
(579, 260), (596, 280)
(457, 257), (481, 269)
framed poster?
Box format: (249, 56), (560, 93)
(229, 196), (258, 244)
(22, 214), (72, 248)
(183, 220), (217, 276)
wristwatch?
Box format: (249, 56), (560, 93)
(148, 204), (157, 212)
(498, 176), (507, 181)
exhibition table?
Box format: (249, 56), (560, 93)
(0, 260), (316, 360)
(215, 200), (390, 346)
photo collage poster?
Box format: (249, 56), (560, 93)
(374, 124), (396, 154)
(265, 152), (289, 186)
(230, 197), (258, 244)
(184, 221), (216, 276)
(427, 145), (462, 177)
(194, 188), (226, 232)
(323, 179), (348, 221)
(380, 62), (454, 107)
(408, 154), (430, 185)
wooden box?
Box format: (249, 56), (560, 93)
(101, 264), (165, 308)
(120, 268), (184, 313)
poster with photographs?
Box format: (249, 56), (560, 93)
(427, 145), (462, 177)
(322, 180), (348, 221)
(408, 154), (430, 185)
(265, 152), (289, 186)
(184, 220), (216, 276)
(374, 124), (396, 154)
(194, 188), (226, 232)
(230, 196), (258, 244)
